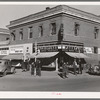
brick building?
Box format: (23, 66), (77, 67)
(3, 5), (100, 70)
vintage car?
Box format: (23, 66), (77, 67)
(88, 64), (100, 75)
(0, 59), (16, 76)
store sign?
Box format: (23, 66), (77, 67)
(84, 47), (93, 53)
(10, 46), (23, 54)
(0, 50), (9, 55)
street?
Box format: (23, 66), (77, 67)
(0, 69), (100, 91)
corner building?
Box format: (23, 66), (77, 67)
(6, 5), (100, 70)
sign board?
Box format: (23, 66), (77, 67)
(9, 46), (23, 54)
(84, 47), (93, 53)
(0, 50), (9, 55)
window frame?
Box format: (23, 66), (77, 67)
(94, 27), (99, 39)
(50, 22), (56, 35)
(11, 31), (16, 41)
(74, 22), (80, 36)
(28, 26), (33, 39)
(38, 25), (43, 37)
(19, 28), (23, 40)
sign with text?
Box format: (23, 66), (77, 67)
(9, 46), (23, 54)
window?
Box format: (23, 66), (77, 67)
(28, 27), (33, 38)
(50, 22), (56, 35)
(94, 47), (98, 54)
(39, 25), (43, 37)
(19, 29), (23, 40)
(94, 27), (99, 39)
(11, 30), (16, 41)
(74, 22), (80, 36)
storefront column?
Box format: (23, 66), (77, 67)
(56, 58), (58, 71)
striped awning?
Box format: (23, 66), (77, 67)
(2, 54), (23, 60)
(66, 52), (88, 58)
(29, 52), (58, 58)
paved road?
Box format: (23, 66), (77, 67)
(0, 69), (100, 91)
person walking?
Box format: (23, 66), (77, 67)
(62, 61), (69, 79)
(78, 59), (82, 74)
(26, 58), (30, 71)
(31, 60), (36, 75)
(36, 59), (42, 76)
(73, 58), (78, 75)
(21, 60), (26, 72)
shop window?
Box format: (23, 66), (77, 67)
(74, 22), (80, 36)
(94, 27), (99, 39)
(11, 31), (16, 41)
(28, 27), (33, 38)
(50, 22), (56, 35)
(94, 47), (98, 54)
(38, 25), (43, 37)
(19, 29), (23, 40)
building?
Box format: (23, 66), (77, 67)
(0, 28), (10, 58)
(3, 5), (100, 70)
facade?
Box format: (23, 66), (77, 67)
(0, 28), (10, 57)
(3, 5), (100, 69)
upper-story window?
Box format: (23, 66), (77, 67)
(28, 26), (33, 39)
(50, 22), (56, 35)
(94, 46), (98, 54)
(38, 25), (43, 37)
(94, 27), (99, 39)
(74, 22), (80, 36)
(19, 28), (23, 40)
(11, 30), (16, 41)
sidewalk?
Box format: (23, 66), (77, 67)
(13, 68), (90, 79)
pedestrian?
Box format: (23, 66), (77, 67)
(22, 60), (26, 72)
(35, 59), (42, 76)
(24, 59), (28, 71)
(73, 58), (78, 75)
(31, 60), (36, 75)
(62, 62), (69, 79)
(78, 59), (82, 74)
(26, 58), (30, 71)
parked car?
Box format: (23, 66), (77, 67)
(0, 60), (16, 76)
(88, 64), (100, 75)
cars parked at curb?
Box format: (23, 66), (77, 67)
(0, 59), (16, 77)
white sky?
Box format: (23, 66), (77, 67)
(1, 2), (100, 29)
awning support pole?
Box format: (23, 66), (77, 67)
(56, 58), (58, 71)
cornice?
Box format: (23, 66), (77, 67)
(7, 5), (100, 28)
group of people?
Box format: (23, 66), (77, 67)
(31, 59), (42, 76)
(21, 58), (42, 76)
(60, 58), (82, 79)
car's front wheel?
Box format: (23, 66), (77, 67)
(3, 70), (7, 76)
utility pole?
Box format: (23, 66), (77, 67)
(35, 41), (37, 62)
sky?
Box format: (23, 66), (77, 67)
(1, 2), (100, 29)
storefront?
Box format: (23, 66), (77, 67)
(29, 41), (88, 70)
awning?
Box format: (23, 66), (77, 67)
(2, 54), (23, 60)
(29, 52), (58, 58)
(66, 52), (88, 58)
